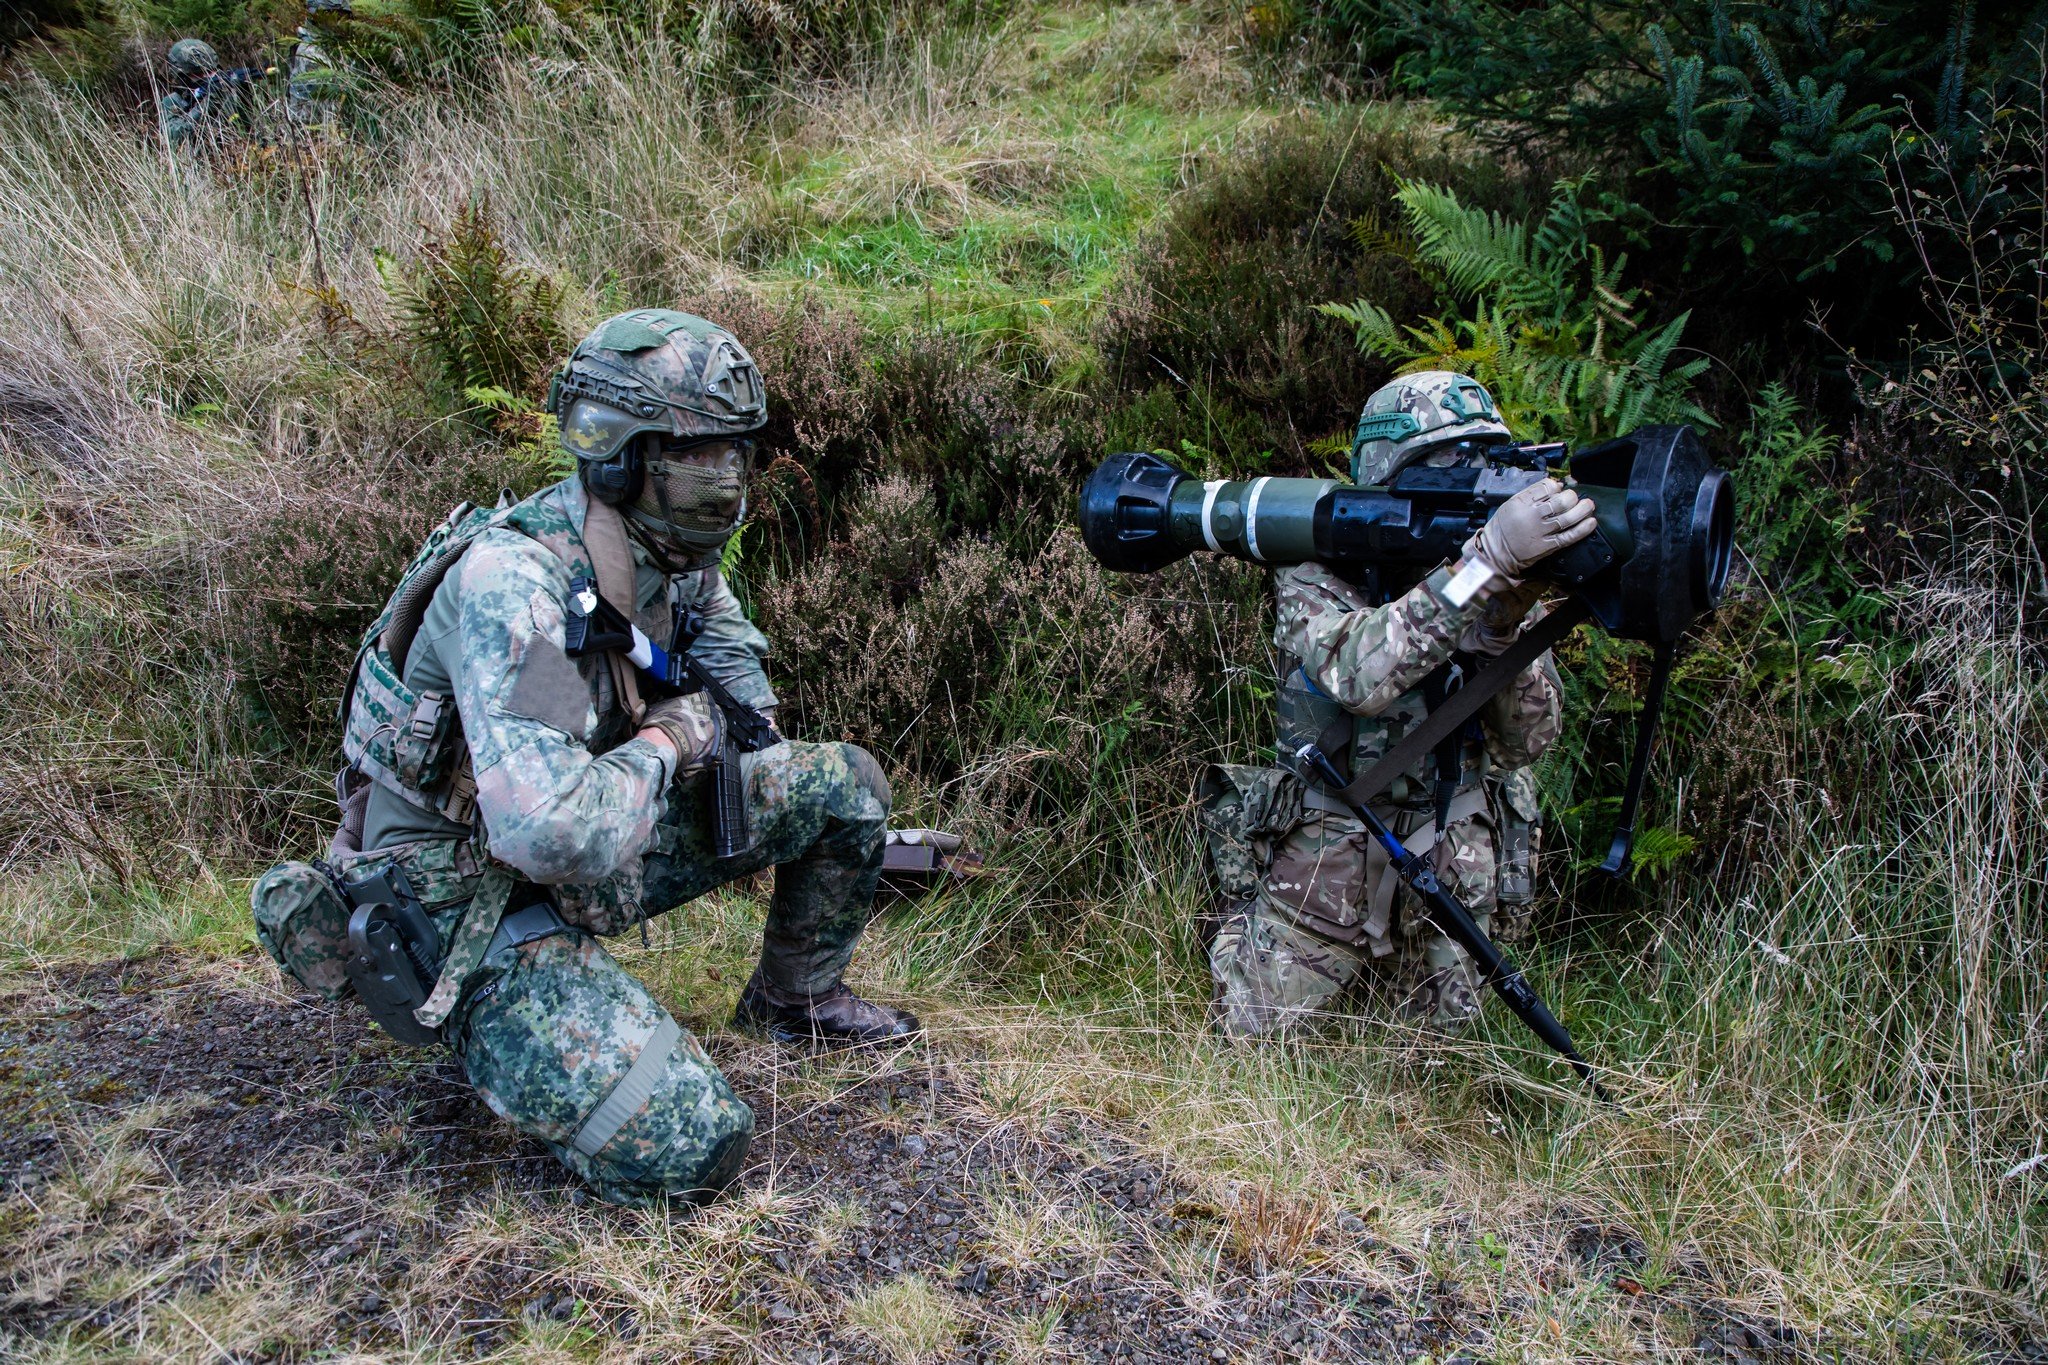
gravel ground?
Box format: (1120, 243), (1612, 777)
(0, 951), (1852, 1363)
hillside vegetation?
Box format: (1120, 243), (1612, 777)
(2, 0), (2045, 1359)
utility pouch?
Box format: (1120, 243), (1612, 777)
(250, 860), (355, 1001)
(391, 690), (461, 792)
(341, 861), (444, 1046)
(1494, 769), (1542, 906)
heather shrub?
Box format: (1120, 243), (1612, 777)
(755, 476), (1269, 899)
(1101, 107), (1529, 462)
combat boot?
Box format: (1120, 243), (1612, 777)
(732, 972), (921, 1047)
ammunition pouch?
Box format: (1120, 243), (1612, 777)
(1492, 769), (1541, 906)
(391, 691), (461, 791)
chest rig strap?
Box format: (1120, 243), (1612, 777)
(579, 495), (647, 727)
(1331, 597), (1591, 808)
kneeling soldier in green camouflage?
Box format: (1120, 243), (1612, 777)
(1200, 371), (1594, 1037)
(256, 309), (915, 1208)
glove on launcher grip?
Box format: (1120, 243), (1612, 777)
(1078, 425), (1733, 645)
(563, 577), (779, 858)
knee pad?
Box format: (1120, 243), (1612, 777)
(572, 1055), (756, 1209)
(837, 742), (893, 812)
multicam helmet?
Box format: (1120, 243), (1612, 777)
(1349, 371), (1512, 485)
(305, 0), (353, 11)
(547, 309), (769, 556)
(168, 38), (220, 81)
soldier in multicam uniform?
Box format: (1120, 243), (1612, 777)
(1200, 372), (1597, 1037)
(159, 39), (242, 151)
(287, 0), (351, 132)
(289, 309), (915, 1209)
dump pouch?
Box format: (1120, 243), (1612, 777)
(251, 860), (355, 1001)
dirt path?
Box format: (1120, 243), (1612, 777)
(0, 951), (1511, 1362)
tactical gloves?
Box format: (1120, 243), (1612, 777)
(1458, 580), (1544, 655)
(639, 694), (723, 777)
(1464, 478), (1598, 580)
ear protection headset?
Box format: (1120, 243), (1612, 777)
(580, 434), (647, 506)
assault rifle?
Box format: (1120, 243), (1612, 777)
(562, 578), (779, 859)
(183, 65), (273, 105)
(1078, 425), (1737, 1096)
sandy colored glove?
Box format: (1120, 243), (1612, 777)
(1463, 477), (1598, 579)
(1457, 579), (1544, 655)
(638, 694), (722, 777)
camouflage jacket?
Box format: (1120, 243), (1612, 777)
(359, 477), (774, 887)
(159, 83), (242, 148)
(1272, 559), (1563, 799)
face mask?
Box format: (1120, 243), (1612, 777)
(626, 437), (754, 557)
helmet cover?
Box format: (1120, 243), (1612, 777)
(1350, 371), (1512, 485)
(549, 308), (767, 465)
(168, 38), (220, 81)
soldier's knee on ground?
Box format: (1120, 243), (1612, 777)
(1400, 928), (1484, 1030)
(454, 931), (755, 1208)
(1208, 909), (1359, 1038)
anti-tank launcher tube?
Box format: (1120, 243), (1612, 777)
(1078, 426), (1733, 645)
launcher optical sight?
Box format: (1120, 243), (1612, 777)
(1078, 425), (1733, 645)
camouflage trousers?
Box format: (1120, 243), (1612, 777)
(445, 739), (890, 1207)
(1198, 764), (1531, 1038)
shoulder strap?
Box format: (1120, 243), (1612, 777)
(579, 495), (645, 725)
(1328, 598), (1590, 806)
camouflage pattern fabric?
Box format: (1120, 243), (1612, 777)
(453, 931), (753, 1208)
(288, 21), (345, 129)
(1205, 429), (1563, 1036)
(433, 736), (887, 1206)
(1351, 370), (1512, 486)
(641, 739), (889, 995)
(159, 79), (246, 152)
(1207, 800), (1502, 1035)
(324, 468), (890, 1206)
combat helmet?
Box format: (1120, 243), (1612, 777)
(168, 38), (220, 81)
(547, 309), (768, 557)
(1350, 371), (1512, 486)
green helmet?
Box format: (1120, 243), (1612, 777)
(168, 38), (220, 82)
(1350, 371), (1512, 485)
(306, 0), (353, 11)
(547, 308), (768, 557)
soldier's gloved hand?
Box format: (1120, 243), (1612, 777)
(1464, 477), (1598, 580)
(638, 695), (723, 777)
(1458, 580), (1543, 655)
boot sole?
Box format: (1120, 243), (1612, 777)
(731, 1014), (923, 1050)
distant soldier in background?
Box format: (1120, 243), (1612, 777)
(1199, 372), (1593, 1037)
(288, 0), (353, 132)
(158, 39), (267, 152)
